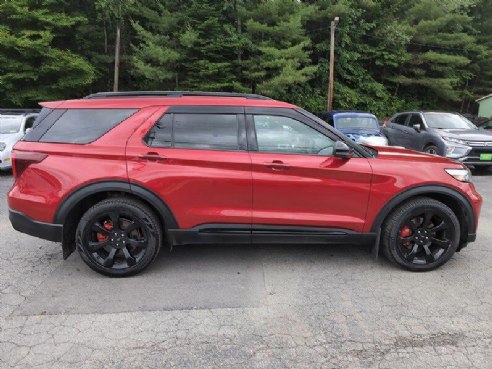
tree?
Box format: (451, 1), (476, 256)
(0, 0), (95, 106)
(242, 0), (317, 99)
(96, 0), (136, 91)
(394, 0), (485, 110)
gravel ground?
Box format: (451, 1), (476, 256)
(0, 169), (491, 369)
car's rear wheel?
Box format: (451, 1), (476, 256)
(76, 198), (162, 277)
(382, 197), (460, 271)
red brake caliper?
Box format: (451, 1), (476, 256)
(96, 220), (113, 242)
(400, 225), (413, 249)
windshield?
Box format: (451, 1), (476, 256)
(335, 116), (379, 130)
(0, 116), (23, 134)
(424, 113), (477, 130)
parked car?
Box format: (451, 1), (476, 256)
(8, 92), (481, 276)
(383, 111), (492, 169)
(0, 109), (38, 171)
(319, 111), (388, 146)
(475, 117), (492, 131)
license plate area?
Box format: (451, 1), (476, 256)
(480, 153), (492, 161)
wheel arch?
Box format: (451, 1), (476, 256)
(371, 185), (475, 254)
(54, 181), (178, 259)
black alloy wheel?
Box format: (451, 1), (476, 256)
(382, 197), (460, 271)
(76, 198), (162, 277)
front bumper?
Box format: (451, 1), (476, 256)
(9, 209), (63, 242)
(457, 146), (492, 166)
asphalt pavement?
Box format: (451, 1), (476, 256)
(0, 169), (491, 369)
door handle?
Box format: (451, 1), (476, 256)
(139, 152), (166, 161)
(264, 160), (290, 170)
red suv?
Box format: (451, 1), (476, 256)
(8, 92), (482, 276)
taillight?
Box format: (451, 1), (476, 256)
(12, 150), (48, 178)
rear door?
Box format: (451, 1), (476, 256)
(246, 108), (373, 233)
(126, 106), (253, 230)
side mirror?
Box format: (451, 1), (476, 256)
(25, 128), (32, 134)
(333, 141), (353, 159)
(413, 124), (421, 132)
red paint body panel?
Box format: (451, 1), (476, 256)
(250, 153), (372, 231)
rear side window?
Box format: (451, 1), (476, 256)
(146, 113), (240, 151)
(39, 109), (137, 144)
(393, 114), (408, 125)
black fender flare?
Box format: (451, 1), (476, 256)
(370, 184), (476, 233)
(370, 185), (476, 258)
(54, 180), (179, 230)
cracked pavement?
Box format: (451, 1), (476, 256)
(0, 170), (491, 369)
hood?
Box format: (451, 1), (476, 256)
(374, 146), (456, 164)
(437, 128), (492, 142)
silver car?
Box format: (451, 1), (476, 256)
(0, 110), (39, 171)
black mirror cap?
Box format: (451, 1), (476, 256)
(334, 141), (353, 158)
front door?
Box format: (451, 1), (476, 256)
(247, 108), (373, 233)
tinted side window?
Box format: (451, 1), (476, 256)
(173, 114), (239, 150)
(146, 114), (172, 147)
(394, 114), (408, 125)
(40, 109), (137, 144)
(409, 114), (423, 126)
(23, 108), (65, 142)
(254, 115), (334, 155)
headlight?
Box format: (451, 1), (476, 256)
(0, 142), (6, 152)
(445, 168), (472, 183)
(442, 136), (467, 145)
(445, 144), (471, 159)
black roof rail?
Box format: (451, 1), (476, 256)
(84, 91), (272, 100)
(0, 108), (40, 115)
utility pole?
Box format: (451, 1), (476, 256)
(327, 16), (339, 111)
(113, 21), (121, 92)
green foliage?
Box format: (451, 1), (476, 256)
(0, 0), (95, 106)
(0, 0), (491, 117)
(242, 0), (317, 99)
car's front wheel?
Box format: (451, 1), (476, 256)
(423, 144), (439, 155)
(76, 198), (162, 277)
(382, 197), (460, 271)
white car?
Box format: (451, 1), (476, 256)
(0, 110), (39, 171)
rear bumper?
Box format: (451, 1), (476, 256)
(9, 209), (62, 242)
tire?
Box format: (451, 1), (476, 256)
(76, 197), (162, 277)
(423, 144), (439, 155)
(381, 197), (460, 271)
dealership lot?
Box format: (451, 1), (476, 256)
(0, 170), (491, 368)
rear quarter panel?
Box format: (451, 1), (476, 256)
(8, 107), (159, 223)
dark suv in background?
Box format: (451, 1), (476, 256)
(383, 111), (492, 169)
